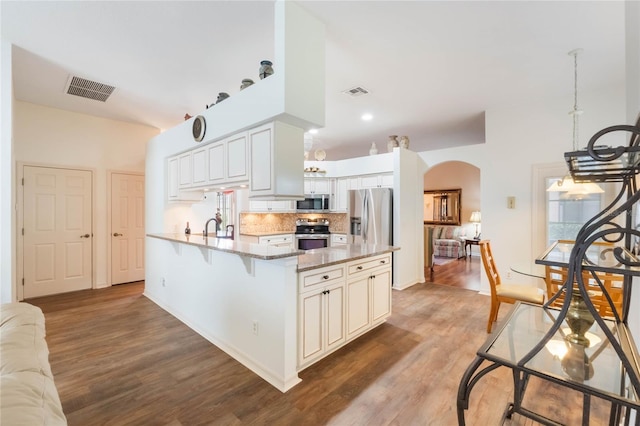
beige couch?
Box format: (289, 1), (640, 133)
(1, 302), (67, 425)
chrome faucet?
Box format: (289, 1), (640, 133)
(204, 217), (217, 237)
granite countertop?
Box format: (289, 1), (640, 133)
(297, 244), (400, 272)
(147, 233), (303, 260)
(147, 233), (399, 269)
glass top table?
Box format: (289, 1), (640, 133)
(536, 240), (640, 276)
(481, 302), (637, 405)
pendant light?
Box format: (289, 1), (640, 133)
(547, 49), (604, 195)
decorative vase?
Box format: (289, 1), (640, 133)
(388, 135), (399, 152)
(561, 341), (594, 382)
(565, 290), (595, 346)
(399, 135), (410, 149)
(259, 60), (274, 79)
(240, 79), (254, 90)
(369, 142), (378, 156)
(216, 92), (229, 104)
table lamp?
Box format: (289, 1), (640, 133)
(470, 211), (481, 239)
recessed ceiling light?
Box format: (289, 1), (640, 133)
(308, 129), (319, 134)
(361, 113), (373, 121)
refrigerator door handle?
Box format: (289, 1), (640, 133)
(362, 190), (369, 242)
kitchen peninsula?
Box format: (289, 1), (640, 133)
(146, 233), (398, 391)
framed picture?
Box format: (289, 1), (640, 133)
(423, 189), (461, 225)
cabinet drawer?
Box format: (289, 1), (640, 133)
(348, 254), (391, 275)
(332, 234), (347, 245)
(300, 265), (345, 292)
(258, 234), (293, 245)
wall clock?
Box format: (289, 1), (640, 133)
(192, 115), (206, 142)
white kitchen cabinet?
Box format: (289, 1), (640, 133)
(191, 146), (208, 187)
(331, 234), (347, 246)
(167, 155), (203, 202)
(178, 151), (192, 189)
(304, 178), (330, 195)
(334, 178), (349, 211)
(249, 121), (304, 199)
(359, 173), (393, 189)
(346, 253), (392, 340)
(207, 142), (225, 184)
(258, 234), (294, 248)
(298, 265), (346, 368)
(249, 200), (294, 212)
(226, 132), (249, 183)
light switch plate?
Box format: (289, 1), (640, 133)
(507, 196), (516, 209)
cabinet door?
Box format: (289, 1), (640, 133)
(270, 200), (293, 211)
(178, 152), (192, 188)
(167, 157), (179, 199)
(250, 200), (269, 211)
(371, 269), (391, 323)
(303, 179), (313, 194)
(299, 290), (323, 364)
(346, 276), (370, 338)
(379, 173), (394, 188)
(249, 124), (273, 192)
(226, 133), (248, 182)
(207, 142), (225, 183)
(335, 179), (348, 211)
(314, 179), (330, 194)
(359, 175), (379, 189)
(191, 147), (207, 187)
(325, 284), (345, 351)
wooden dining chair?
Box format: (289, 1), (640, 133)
(544, 239), (624, 319)
(544, 265), (624, 319)
(479, 240), (545, 333)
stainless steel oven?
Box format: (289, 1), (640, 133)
(295, 218), (330, 250)
(295, 233), (330, 250)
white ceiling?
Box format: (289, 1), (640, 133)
(1, 1), (627, 160)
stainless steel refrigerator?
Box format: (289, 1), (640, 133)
(347, 188), (393, 245)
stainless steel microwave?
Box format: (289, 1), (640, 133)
(296, 195), (330, 211)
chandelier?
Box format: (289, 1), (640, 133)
(547, 48), (603, 196)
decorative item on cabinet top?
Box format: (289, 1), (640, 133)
(216, 92), (229, 104)
(314, 149), (326, 161)
(259, 60), (274, 79)
(240, 79), (254, 90)
(387, 135), (399, 152)
(369, 142), (378, 156)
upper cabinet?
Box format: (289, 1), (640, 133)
(304, 178), (330, 195)
(226, 133), (249, 183)
(359, 173), (393, 189)
(249, 121), (304, 199)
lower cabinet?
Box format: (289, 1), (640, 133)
(298, 253), (392, 369)
(347, 254), (392, 339)
(258, 234), (293, 248)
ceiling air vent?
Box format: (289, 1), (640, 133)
(342, 86), (369, 97)
(65, 75), (115, 102)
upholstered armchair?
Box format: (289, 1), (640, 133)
(432, 226), (466, 258)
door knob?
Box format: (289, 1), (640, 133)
(80, 234), (90, 238)
(113, 233), (123, 237)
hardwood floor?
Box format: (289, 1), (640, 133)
(428, 255), (481, 291)
(26, 275), (609, 425)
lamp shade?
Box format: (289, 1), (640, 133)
(470, 211), (481, 223)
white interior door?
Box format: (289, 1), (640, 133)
(23, 166), (93, 298)
(111, 173), (145, 285)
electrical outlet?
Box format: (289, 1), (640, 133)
(162, 277), (166, 287)
(252, 320), (259, 335)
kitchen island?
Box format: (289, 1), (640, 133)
(145, 233), (398, 392)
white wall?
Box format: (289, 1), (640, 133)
(12, 101), (159, 291)
(420, 87), (625, 295)
(0, 41), (14, 302)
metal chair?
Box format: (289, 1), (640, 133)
(479, 240), (544, 333)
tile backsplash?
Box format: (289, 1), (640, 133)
(239, 212), (348, 235)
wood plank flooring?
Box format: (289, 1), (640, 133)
(26, 264), (610, 425)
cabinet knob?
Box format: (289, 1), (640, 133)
(80, 234), (91, 238)
(112, 233), (123, 237)
(322, 275), (329, 280)
(380, 260), (386, 264)
(357, 266), (363, 270)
